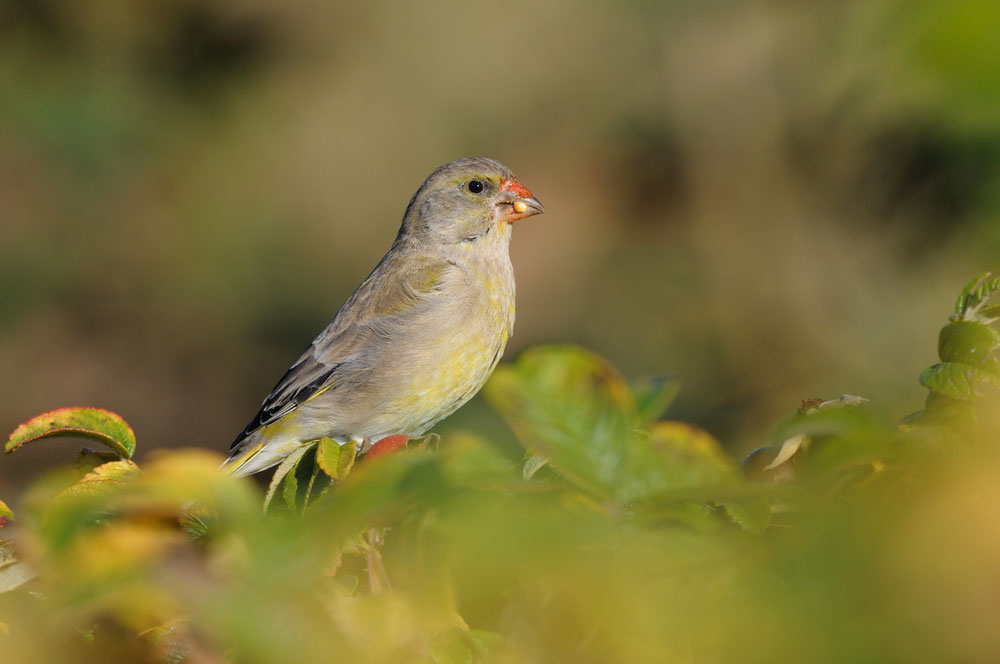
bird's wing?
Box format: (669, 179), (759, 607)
(229, 255), (457, 451)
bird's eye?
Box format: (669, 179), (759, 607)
(467, 180), (485, 194)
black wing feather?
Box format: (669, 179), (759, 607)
(229, 357), (338, 451)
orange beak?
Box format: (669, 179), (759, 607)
(497, 177), (544, 222)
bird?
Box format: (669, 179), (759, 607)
(222, 157), (544, 476)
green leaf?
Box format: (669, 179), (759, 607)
(631, 375), (682, 425)
(316, 437), (357, 481)
(302, 460), (326, 507)
(720, 493), (771, 535)
(899, 410), (924, 428)
(427, 628), (477, 664)
(6, 407), (136, 459)
(281, 455), (303, 512)
(42, 460), (141, 546)
(772, 397), (883, 447)
(134, 450), (261, 524)
(487, 346), (738, 502)
(919, 362), (1000, 401)
(522, 453), (549, 480)
(484, 345), (638, 499)
(955, 272), (1000, 318)
(75, 448), (124, 473)
(439, 434), (518, 491)
(630, 501), (717, 530)
(633, 421), (738, 499)
(179, 510), (211, 540)
(465, 629), (504, 656)
(920, 392), (980, 444)
(48, 459), (141, 509)
(938, 320), (1000, 369)
(765, 398), (899, 485)
(263, 443), (314, 513)
(979, 304), (1000, 321)
(137, 619), (192, 664)
(335, 574), (359, 595)
(803, 431), (897, 481)
(426, 628), (503, 664)
(281, 446), (323, 513)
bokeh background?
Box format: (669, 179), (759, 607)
(2, 0), (999, 489)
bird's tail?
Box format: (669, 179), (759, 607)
(219, 434), (286, 477)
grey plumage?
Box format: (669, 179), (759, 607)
(223, 158), (542, 476)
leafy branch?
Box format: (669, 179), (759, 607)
(1, 273), (999, 662)
(908, 272), (1000, 443)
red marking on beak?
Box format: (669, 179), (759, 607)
(501, 177), (533, 199)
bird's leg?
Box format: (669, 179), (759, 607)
(365, 527), (392, 594)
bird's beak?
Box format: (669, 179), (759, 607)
(497, 177), (545, 222)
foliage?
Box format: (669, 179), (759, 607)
(6, 408), (136, 460)
(906, 272), (1000, 443)
(2, 275), (1000, 662)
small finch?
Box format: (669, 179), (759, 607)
(223, 158), (543, 475)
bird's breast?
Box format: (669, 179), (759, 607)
(389, 252), (515, 433)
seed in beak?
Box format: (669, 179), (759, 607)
(513, 200), (528, 214)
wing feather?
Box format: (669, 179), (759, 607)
(229, 255), (454, 451)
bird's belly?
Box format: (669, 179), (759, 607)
(390, 319), (509, 434)
(344, 253), (515, 441)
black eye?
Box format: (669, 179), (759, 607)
(467, 180), (485, 194)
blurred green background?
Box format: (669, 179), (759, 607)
(2, 0), (999, 489)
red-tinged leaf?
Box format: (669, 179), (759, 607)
(0, 498), (11, 530)
(6, 407), (136, 459)
(0, 499), (12, 524)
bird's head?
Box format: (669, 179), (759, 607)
(401, 157), (544, 244)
